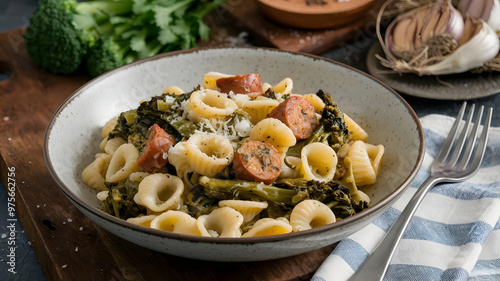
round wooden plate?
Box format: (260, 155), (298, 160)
(255, 0), (376, 29)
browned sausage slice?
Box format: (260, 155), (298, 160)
(267, 95), (317, 140)
(232, 140), (282, 184)
(137, 124), (175, 173)
(216, 73), (264, 98)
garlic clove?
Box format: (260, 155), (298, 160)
(383, 1), (465, 61)
(420, 17), (500, 75)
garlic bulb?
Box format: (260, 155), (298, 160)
(377, 0), (500, 75)
(455, 0), (500, 31)
(421, 17), (500, 75)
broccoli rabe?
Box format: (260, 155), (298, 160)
(196, 176), (369, 219)
(109, 88), (201, 152)
(101, 179), (146, 220)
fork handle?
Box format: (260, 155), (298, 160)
(348, 176), (442, 281)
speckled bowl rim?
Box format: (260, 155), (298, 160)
(44, 46), (425, 246)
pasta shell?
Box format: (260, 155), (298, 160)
(196, 207), (244, 238)
(134, 173), (184, 213)
(96, 190), (109, 201)
(344, 114), (369, 142)
(186, 89), (238, 122)
(167, 142), (190, 177)
(129, 172), (150, 182)
(218, 200), (268, 223)
(348, 141), (384, 186)
(271, 77), (293, 95)
(202, 71), (231, 90)
(185, 132), (234, 177)
(290, 200), (336, 232)
(105, 143), (141, 183)
(150, 210), (201, 236)
(302, 93), (325, 113)
(300, 142), (337, 182)
(250, 118), (296, 155)
(163, 86), (184, 96)
(99, 137), (126, 156)
(366, 143), (385, 176)
(82, 153), (111, 191)
(240, 96), (280, 124)
(127, 215), (158, 227)
(101, 116), (118, 139)
(242, 217), (292, 237)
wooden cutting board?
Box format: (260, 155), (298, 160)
(217, 0), (385, 54)
(0, 28), (342, 280)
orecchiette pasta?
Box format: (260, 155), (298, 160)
(163, 85), (184, 96)
(82, 153), (111, 191)
(290, 200), (336, 232)
(239, 96), (280, 124)
(302, 93), (325, 113)
(106, 143), (141, 183)
(348, 140), (384, 186)
(249, 118), (296, 155)
(300, 142), (338, 182)
(150, 210), (200, 236)
(99, 137), (126, 156)
(344, 114), (369, 142)
(242, 217), (292, 237)
(129, 172), (150, 182)
(101, 116), (118, 139)
(196, 207), (244, 238)
(184, 132), (234, 176)
(218, 200), (268, 223)
(202, 71), (232, 90)
(134, 173), (184, 213)
(167, 142), (190, 177)
(186, 89), (238, 122)
(270, 77), (293, 96)
(127, 215), (158, 227)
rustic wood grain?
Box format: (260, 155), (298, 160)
(0, 27), (339, 280)
(217, 0), (384, 54)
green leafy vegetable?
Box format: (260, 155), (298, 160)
(101, 179), (146, 219)
(195, 175), (369, 219)
(24, 0), (226, 76)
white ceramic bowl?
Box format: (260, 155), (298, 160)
(44, 47), (424, 262)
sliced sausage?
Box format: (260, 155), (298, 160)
(216, 73), (264, 98)
(232, 140), (282, 185)
(267, 95), (317, 140)
(137, 124), (175, 173)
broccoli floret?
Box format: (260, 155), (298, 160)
(25, 0), (226, 76)
(24, 0), (133, 74)
(315, 90), (351, 147)
(85, 35), (134, 77)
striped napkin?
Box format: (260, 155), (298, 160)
(313, 114), (500, 281)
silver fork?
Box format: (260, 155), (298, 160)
(348, 102), (493, 281)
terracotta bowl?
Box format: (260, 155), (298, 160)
(255, 0), (376, 29)
(44, 47), (424, 262)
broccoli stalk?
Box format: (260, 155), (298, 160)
(24, 0), (133, 74)
(198, 176), (299, 205)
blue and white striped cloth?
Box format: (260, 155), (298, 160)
(313, 114), (500, 281)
